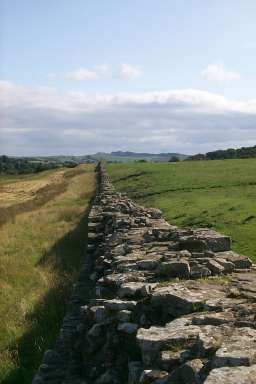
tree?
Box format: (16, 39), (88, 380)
(169, 156), (180, 162)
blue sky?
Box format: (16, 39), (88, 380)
(1, 1), (256, 155)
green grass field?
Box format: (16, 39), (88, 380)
(107, 159), (256, 261)
(0, 165), (95, 383)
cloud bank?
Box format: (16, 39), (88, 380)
(1, 80), (256, 156)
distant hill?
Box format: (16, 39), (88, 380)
(87, 151), (188, 162)
(188, 145), (256, 161)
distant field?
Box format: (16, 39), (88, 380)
(107, 159), (256, 261)
(0, 164), (95, 383)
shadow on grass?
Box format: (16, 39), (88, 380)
(2, 199), (94, 384)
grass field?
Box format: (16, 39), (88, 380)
(107, 159), (256, 261)
(0, 164), (95, 383)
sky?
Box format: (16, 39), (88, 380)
(1, 0), (256, 156)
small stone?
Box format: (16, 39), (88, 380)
(89, 306), (107, 323)
(215, 258), (235, 273)
(117, 310), (132, 322)
(179, 237), (208, 252)
(104, 299), (137, 311)
(157, 260), (190, 278)
(136, 259), (159, 270)
(190, 264), (211, 278)
(159, 349), (190, 370)
(178, 359), (204, 384)
(139, 370), (169, 384)
(117, 322), (138, 334)
(118, 282), (152, 298)
(206, 260), (225, 275)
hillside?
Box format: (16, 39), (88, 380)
(88, 151), (188, 162)
(107, 159), (256, 261)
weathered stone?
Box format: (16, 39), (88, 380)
(217, 251), (252, 269)
(101, 273), (146, 288)
(139, 369), (169, 384)
(190, 264), (211, 278)
(179, 237), (208, 252)
(137, 322), (200, 366)
(197, 325), (224, 355)
(193, 229), (231, 252)
(157, 260), (190, 278)
(136, 259), (160, 270)
(206, 260), (225, 275)
(117, 310), (132, 322)
(215, 258), (235, 273)
(204, 365), (256, 384)
(159, 349), (190, 370)
(118, 282), (153, 298)
(117, 322), (138, 334)
(147, 208), (163, 219)
(151, 283), (225, 317)
(212, 327), (256, 368)
(192, 312), (235, 326)
(176, 359), (204, 384)
(104, 299), (137, 311)
(89, 306), (107, 323)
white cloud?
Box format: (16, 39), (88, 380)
(1, 80), (256, 156)
(60, 64), (142, 81)
(201, 64), (240, 83)
(117, 64), (141, 80)
(65, 67), (100, 80)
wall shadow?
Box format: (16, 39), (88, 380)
(2, 198), (94, 384)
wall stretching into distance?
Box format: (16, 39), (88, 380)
(33, 162), (256, 384)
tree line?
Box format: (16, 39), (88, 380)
(187, 145), (256, 161)
(0, 155), (77, 175)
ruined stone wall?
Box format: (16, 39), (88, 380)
(33, 162), (256, 384)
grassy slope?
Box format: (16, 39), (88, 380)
(107, 159), (256, 261)
(0, 164), (95, 383)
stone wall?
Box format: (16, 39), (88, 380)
(33, 162), (256, 384)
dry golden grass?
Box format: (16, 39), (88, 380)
(0, 169), (66, 208)
(0, 165), (91, 228)
(0, 164), (96, 383)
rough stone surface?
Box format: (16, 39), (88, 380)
(204, 365), (256, 384)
